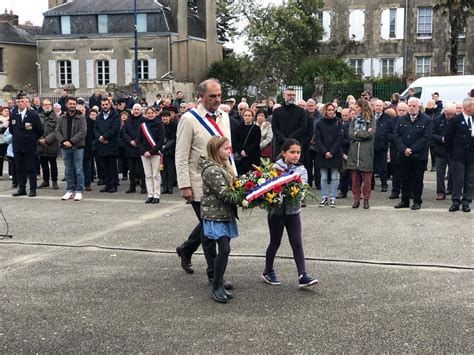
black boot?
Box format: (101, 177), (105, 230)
(209, 286), (228, 303)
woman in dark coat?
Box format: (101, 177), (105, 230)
(37, 101), (59, 189)
(314, 102), (343, 207)
(235, 109), (261, 175)
(160, 110), (177, 194)
(83, 108), (97, 191)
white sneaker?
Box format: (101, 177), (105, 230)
(74, 192), (83, 201)
(61, 191), (74, 200)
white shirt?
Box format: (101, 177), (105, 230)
(19, 109), (27, 121)
(463, 113), (473, 137)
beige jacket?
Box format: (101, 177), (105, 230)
(175, 104), (233, 201)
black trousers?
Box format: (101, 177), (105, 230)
(373, 149), (388, 187)
(8, 156), (17, 185)
(15, 151), (37, 191)
(127, 157), (145, 189)
(39, 156), (58, 182)
(389, 163), (401, 196)
(435, 156), (453, 194)
(339, 169), (350, 194)
(400, 157), (427, 204)
(0, 144), (7, 176)
(308, 150), (321, 188)
(161, 155), (176, 192)
(97, 155), (118, 187)
(451, 160), (474, 207)
(179, 201), (217, 280)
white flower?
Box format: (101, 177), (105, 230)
(257, 178), (266, 185)
(242, 200), (249, 207)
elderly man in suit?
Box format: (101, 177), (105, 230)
(445, 96), (474, 212)
(9, 93), (44, 197)
(175, 78), (234, 290)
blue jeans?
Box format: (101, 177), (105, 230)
(320, 168), (339, 199)
(62, 148), (84, 193)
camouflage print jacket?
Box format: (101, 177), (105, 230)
(199, 157), (236, 222)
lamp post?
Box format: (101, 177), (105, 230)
(134, 0), (139, 93)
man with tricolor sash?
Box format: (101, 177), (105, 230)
(175, 78), (235, 290)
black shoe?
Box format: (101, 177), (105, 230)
(381, 186), (388, 192)
(100, 186), (111, 192)
(162, 189), (169, 194)
(145, 197), (153, 204)
(125, 188), (136, 194)
(97, 179), (105, 186)
(121, 176), (128, 181)
(12, 184), (18, 188)
(446, 190), (452, 195)
(223, 288), (234, 299)
(449, 204), (460, 212)
(394, 201), (410, 209)
(462, 205), (471, 213)
(411, 202), (421, 210)
(140, 188), (147, 194)
(151, 198), (160, 204)
(209, 287), (228, 303)
(108, 186), (117, 193)
(12, 190), (26, 197)
(61, 176), (66, 181)
(389, 193), (399, 199)
(336, 192), (347, 199)
(38, 181), (49, 189)
(29, 190), (36, 197)
(176, 246), (194, 274)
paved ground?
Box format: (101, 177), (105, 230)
(0, 166), (472, 353)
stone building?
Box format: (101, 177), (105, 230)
(0, 10), (41, 92)
(37, 0), (222, 98)
(317, 0), (473, 78)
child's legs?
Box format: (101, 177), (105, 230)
(265, 214), (285, 272)
(213, 237), (231, 289)
(285, 214), (306, 276)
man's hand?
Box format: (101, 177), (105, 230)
(325, 152), (333, 159)
(180, 187), (193, 201)
(130, 140), (137, 147)
(144, 151), (151, 158)
(240, 150), (247, 157)
(63, 141), (72, 148)
(99, 136), (105, 143)
(404, 148), (412, 157)
(39, 138), (47, 146)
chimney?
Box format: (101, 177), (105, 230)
(0, 9), (19, 26)
(48, 0), (68, 9)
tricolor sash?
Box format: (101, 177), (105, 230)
(140, 122), (156, 148)
(245, 171), (300, 202)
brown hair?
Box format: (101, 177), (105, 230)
(356, 99), (373, 121)
(321, 103), (336, 118)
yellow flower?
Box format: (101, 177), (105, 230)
(234, 180), (242, 188)
(265, 192), (276, 202)
(269, 170), (278, 177)
(290, 186), (299, 198)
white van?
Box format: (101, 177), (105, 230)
(401, 75), (474, 105)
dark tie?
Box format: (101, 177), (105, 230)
(376, 112), (381, 120)
(206, 113), (216, 121)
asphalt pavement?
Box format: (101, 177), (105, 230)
(0, 166), (472, 353)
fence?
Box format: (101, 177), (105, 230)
(372, 82), (407, 101)
(322, 80), (407, 103)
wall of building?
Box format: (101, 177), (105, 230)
(320, 0), (473, 77)
(0, 43), (37, 90)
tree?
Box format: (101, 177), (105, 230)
(207, 55), (254, 98)
(216, 0), (237, 43)
(295, 57), (357, 84)
(434, 0), (473, 74)
(241, 0), (325, 84)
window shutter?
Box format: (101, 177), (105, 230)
(124, 59), (133, 84)
(394, 57), (404, 75)
(109, 59), (117, 84)
(362, 59), (371, 77)
(71, 60), (80, 88)
(322, 11), (331, 41)
(86, 60), (94, 89)
(381, 9), (390, 40)
(148, 58), (157, 79)
(48, 60), (57, 89)
(373, 59), (381, 77)
(396, 8), (405, 39)
(349, 10), (365, 41)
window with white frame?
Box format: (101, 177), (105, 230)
(416, 57), (431, 76)
(350, 59), (363, 75)
(58, 60), (72, 86)
(137, 14), (147, 32)
(456, 56), (465, 75)
(381, 59), (395, 77)
(98, 15), (108, 34)
(61, 16), (71, 35)
(349, 9), (365, 41)
(389, 9), (396, 38)
(417, 7), (432, 38)
(96, 60), (110, 86)
(0, 48), (3, 72)
(137, 59), (149, 80)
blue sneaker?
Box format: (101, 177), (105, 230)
(298, 274), (319, 288)
(261, 270), (281, 285)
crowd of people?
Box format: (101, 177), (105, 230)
(1, 79), (473, 303)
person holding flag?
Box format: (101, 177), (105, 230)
(136, 106), (165, 204)
(175, 78), (235, 290)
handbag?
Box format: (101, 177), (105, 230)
(261, 143), (272, 157)
(234, 124), (254, 163)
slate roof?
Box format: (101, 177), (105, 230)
(45, 0), (165, 15)
(0, 22), (39, 45)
